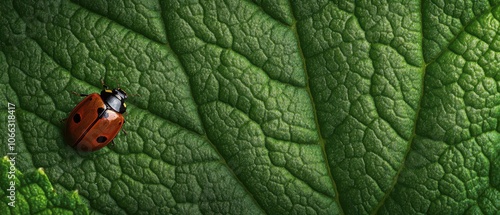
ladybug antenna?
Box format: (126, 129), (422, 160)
(127, 93), (140, 97)
(100, 79), (109, 90)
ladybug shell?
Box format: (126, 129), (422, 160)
(65, 93), (124, 152)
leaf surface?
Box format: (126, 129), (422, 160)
(1, 0), (499, 214)
(0, 157), (88, 214)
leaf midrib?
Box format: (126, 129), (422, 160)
(158, 2), (269, 214)
(288, 2), (345, 214)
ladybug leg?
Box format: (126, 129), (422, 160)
(110, 140), (115, 147)
(122, 128), (128, 135)
(121, 120), (128, 135)
(71, 91), (88, 97)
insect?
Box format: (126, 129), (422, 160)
(65, 82), (127, 152)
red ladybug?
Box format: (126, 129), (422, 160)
(65, 85), (127, 152)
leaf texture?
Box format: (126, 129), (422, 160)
(1, 0), (499, 214)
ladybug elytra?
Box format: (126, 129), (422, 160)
(65, 85), (127, 152)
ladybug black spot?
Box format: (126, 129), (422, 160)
(73, 114), (81, 123)
(96, 136), (107, 143)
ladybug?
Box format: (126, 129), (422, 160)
(65, 84), (127, 152)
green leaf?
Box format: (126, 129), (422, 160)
(0, 157), (88, 214)
(1, 0), (500, 214)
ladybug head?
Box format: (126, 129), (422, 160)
(101, 88), (128, 113)
(114, 88), (128, 100)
